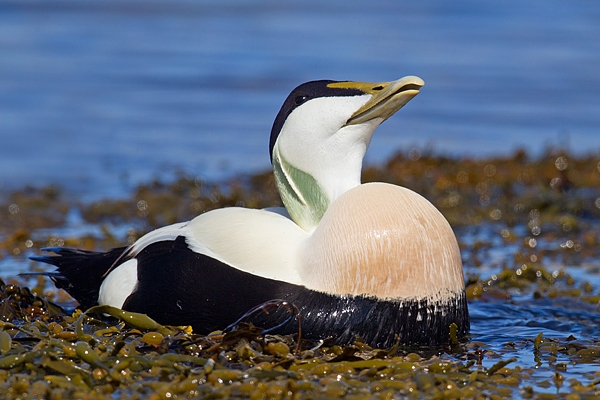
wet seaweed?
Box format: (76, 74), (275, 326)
(1, 148), (599, 398)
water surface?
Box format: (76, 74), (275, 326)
(1, 0), (599, 198)
(1, 2), (599, 393)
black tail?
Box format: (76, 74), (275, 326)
(28, 246), (128, 309)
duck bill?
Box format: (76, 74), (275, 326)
(329, 76), (425, 126)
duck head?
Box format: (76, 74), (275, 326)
(270, 76), (424, 231)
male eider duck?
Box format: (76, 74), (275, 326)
(31, 76), (469, 348)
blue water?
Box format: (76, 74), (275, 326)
(1, 3), (599, 392)
(1, 0), (599, 198)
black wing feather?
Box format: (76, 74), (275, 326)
(28, 246), (128, 309)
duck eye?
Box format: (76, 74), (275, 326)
(294, 95), (308, 105)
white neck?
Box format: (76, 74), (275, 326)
(272, 146), (331, 232)
(272, 96), (381, 231)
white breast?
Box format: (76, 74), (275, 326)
(299, 182), (464, 301)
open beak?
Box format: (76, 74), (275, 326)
(328, 76), (424, 126)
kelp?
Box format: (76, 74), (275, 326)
(1, 148), (599, 398)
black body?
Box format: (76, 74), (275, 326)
(32, 236), (469, 347)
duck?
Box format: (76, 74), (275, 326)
(31, 76), (469, 348)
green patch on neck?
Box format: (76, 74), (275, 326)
(272, 147), (330, 231)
